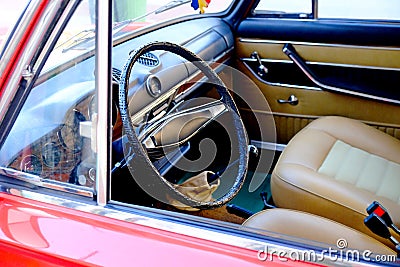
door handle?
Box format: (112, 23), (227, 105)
(278, 95), (298, 105)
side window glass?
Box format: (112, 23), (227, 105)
(0, 0), (97, 193)
(254, 0), (311, 17)
(254, 0), (400, 21)
(318, 0), (400, 21)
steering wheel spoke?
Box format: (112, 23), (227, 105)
(140, 99), (227, 149)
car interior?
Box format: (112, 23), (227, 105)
(1, 0), (399, 259)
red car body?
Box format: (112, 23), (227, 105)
(0, 193), (301, 267)
(0, 0), (399, 266)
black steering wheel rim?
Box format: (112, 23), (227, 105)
(118, 41), (248, 209)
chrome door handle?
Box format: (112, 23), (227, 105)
(278, 95), (298, 105)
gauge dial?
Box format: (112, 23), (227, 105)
(76, 165), (96, 188)
(146, 75), (162, 97)
(59, 109), (86, 151)
(20, 155), (43, 175)
(42, 142), (62, 168)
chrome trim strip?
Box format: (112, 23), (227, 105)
(283, 45), (400, 105)
(238, 38), (400, 51)
(251, 140), (286, 152)
(0, 167), (41, 184)
(0, 167), (93, 197)
(242, 58), (293, 64)
(0, 185), (374, 266)
(41, 180), (93, 197)
(240, 57), (400, 72)
(241, 61), (321, 91)
(96, 0), (112, 206)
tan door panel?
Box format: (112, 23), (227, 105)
(235, 39), (400, 143)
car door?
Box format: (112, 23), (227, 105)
(234, 0), (400, 144)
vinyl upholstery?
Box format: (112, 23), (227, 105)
(319, 140), (400, 204)
(243, 209), (394, 255)
(271, 116), (400, 247)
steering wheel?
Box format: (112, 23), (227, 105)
(118, 41), (248, 209)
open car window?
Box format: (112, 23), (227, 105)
(0, 0), (235, 195)
(0, 0), (98, 195)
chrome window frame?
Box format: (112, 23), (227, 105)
(0, 0), (96, 198)
(96, 0), (112, 206)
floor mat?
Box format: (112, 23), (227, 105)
(228, 171), (271, 214)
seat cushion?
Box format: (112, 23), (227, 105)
(243, 209), (395, 255)
(271, 116), (400, 247)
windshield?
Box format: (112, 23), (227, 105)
(41, 0), (233, 73)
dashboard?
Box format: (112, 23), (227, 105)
(0, 17), (234, 193)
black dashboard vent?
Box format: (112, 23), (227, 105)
(137, 52), (160, 67)
(112, 67), (122, 82)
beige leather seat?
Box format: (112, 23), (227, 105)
(243, 209), (395, 255)
(271, 116), (400, 248)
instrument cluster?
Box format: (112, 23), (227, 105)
(8, 96), (96, 188)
